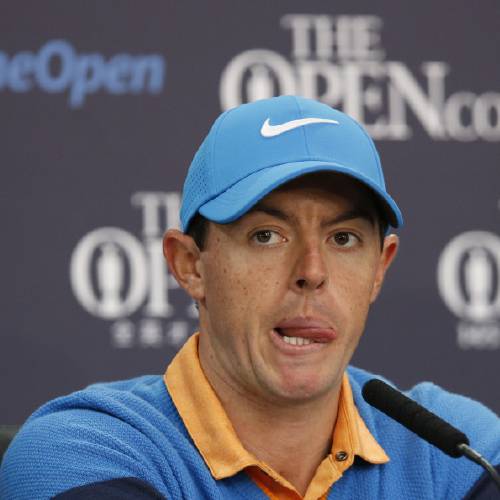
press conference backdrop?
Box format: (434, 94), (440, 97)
(2, 1), (499, 424)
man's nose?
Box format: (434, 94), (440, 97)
(291, 242), (328, 293)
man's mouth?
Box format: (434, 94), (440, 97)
(272, 317), (337, 348)
(274, 328), (316, 346)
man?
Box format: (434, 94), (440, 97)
(1, 96), (499, 499)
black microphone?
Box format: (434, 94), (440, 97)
(362, 379), (500, 490)
(362, 378), (468, 457)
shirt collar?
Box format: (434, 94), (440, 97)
(164, 332), (388, 481)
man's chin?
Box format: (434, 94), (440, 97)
(263, 371), (339, 405)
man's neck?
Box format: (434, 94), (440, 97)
(200, 355), (341, 496)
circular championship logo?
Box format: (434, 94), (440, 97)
(437, 231), (500, 322)
(219, 49), (296, 110)
(70, 227), (149, 319)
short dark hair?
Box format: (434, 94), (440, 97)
(186, 213), (210, 251)
(186, 206), (388, 252)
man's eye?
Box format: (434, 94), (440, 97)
(332, 232), (358, 248)
(251, 230), (282, 245)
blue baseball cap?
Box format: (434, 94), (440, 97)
(180, 95), (403, 232)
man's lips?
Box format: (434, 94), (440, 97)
(274, 317), (337, 343)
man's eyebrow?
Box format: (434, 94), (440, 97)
(322, 208), (376, 227)
(247, 204), (376, 227)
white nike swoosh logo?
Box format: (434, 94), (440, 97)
(260, 117), (340, 137)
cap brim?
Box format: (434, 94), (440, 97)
(199, 160), (403, 228)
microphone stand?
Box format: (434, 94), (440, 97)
(457, 443), (500, 491)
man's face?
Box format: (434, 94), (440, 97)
(195, 172), (398, 405)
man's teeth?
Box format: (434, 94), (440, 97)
(282, 335), (314, 346)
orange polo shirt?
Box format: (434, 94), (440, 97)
(164, 334), (389, 500)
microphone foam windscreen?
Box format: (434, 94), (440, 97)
(362, 379), (469, 458)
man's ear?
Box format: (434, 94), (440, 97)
(370, 234), (399, 303)
(163, 229), (205, 301)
